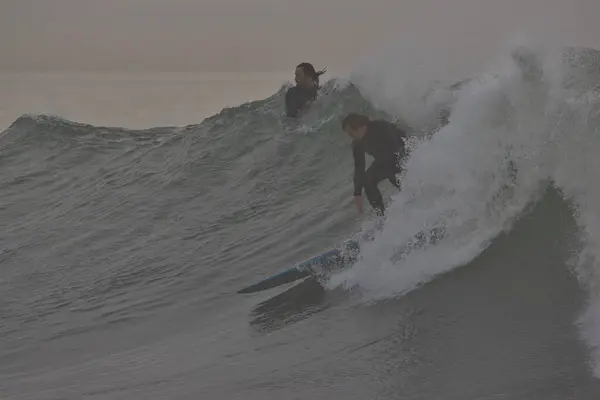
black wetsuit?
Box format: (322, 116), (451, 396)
(285, 86), (318, 118)
(352, 120), (407, 215)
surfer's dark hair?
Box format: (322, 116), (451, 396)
(297, 62), (327, 86)
(341, 113), (371, 130)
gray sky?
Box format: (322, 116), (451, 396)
(2, 0), (599, 73)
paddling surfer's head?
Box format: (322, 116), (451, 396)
(341, 113), (370, 140)
(295, 63), (326, 89)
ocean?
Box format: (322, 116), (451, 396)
(2, 72), (292, 130)
(2, 45), (600, 399)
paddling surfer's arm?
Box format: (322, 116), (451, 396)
(352, 142), (366, 214)
(285, 87), (300, 118)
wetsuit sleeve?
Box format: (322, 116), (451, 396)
(285, 88), (299, 118)
(353, 142), (366, 196)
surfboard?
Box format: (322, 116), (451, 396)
(237, 240), (359, 294)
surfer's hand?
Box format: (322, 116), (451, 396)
(354, 195), (363, 214)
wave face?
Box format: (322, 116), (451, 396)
(2, 45), (600, 398)
(0, 80), (393, 369)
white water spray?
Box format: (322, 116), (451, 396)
(329, 42), (600, 378)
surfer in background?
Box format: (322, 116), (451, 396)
(342, 113), (407, 216)
(285, 63), (326, 118)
